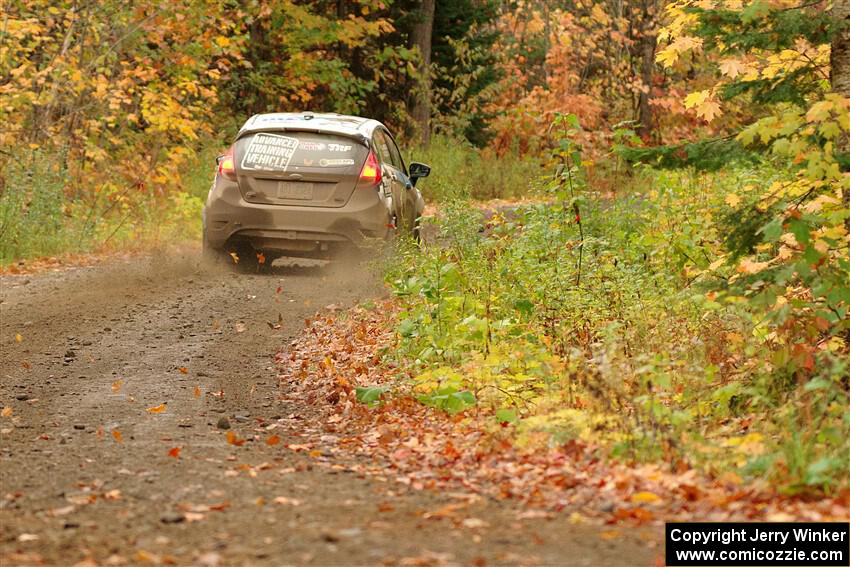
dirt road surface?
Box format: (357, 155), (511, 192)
(0, 252), (658, 566)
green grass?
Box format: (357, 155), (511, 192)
(383, 163), (850, 492)
(0, 146), (218, 266)
(405, 134), (545, 202)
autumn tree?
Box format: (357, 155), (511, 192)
(832, 0), (850, 228)
(410, 0), (436, 145)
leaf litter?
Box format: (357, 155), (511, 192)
(278, 300), (850, 527)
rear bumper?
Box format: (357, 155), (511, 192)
(203, 179), (391, 253)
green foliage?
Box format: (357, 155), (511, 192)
(617, 137), (759, 171)
(0, 150), (69, 262)
(355, 386), (389, 407)
(404, 134), (542, 201)
(0, 148), (206, 264)
(385, 151), (850, 491)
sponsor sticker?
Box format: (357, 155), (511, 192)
(298, 141), (326, 152)
(241, 133), (299, 171)
(319, 158), (355, 167)
(327, 143), (352, 152)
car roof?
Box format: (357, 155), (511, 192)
(237, 112), (384, 143)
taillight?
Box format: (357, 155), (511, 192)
(358, 151), (382, 186)
(218, 146), (236, 180)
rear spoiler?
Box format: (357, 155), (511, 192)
(234, 127), (370, 147)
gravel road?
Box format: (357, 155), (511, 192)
(0, 251), (657, 566)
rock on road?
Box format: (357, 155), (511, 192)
(0, 251), (657, 566)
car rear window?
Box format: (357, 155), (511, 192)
(237, 132), (363, 173)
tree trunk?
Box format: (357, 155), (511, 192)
(636, 30), (656, 141)
(410, 0), (435, 147)
(831, 0), (850, 230)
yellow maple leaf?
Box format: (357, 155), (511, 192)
(806, 100), (834, 123)
(697, 99), (723, 122)
(724, 193), (741, 208)
(719, 58), (746, 79)
(683, 90), (709, 109)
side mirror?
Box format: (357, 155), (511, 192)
(408, 162), (431, 186)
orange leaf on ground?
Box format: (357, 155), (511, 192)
(1, 407), (12, 417)
(168, 447), (181, 458)
(112, 379), (123, 393)
(146, 403), (167, 413)
(631, 491), (661, 504)
(193, 385), (201, 398)
(178, 367), (189, 374)
(226, 431), (244, 446)
(266, 435), (281, 446)
(111, 430), (123, 443)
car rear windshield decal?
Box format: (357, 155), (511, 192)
(241, 133), (299, 171)
(298, 141), (326, 152)
(328, 143), (352, 152)
(319, 158), (355, 167)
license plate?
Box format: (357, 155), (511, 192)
(277, 181), (313, 200)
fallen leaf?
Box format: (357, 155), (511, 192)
(266, 435), (281, 446)
(49, 505), (75, 516)
(177, 367), (189, 375)
(112, 430), (123, 443)
(112, 379), (123, 393)
(631, 491), (661, 504)
(226, 431), (244, 446)
(168, 447), (181, 458)
(15, 333), (22, 342)
(234, 323), (246, 333)
(104, 489), (121, 500)
(146, 403), (167, 414)
(17, 533), (39, 542)
(1, 407), (12, 418)
(134, 550), (159, 563)
(193, 385), (202, 398)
